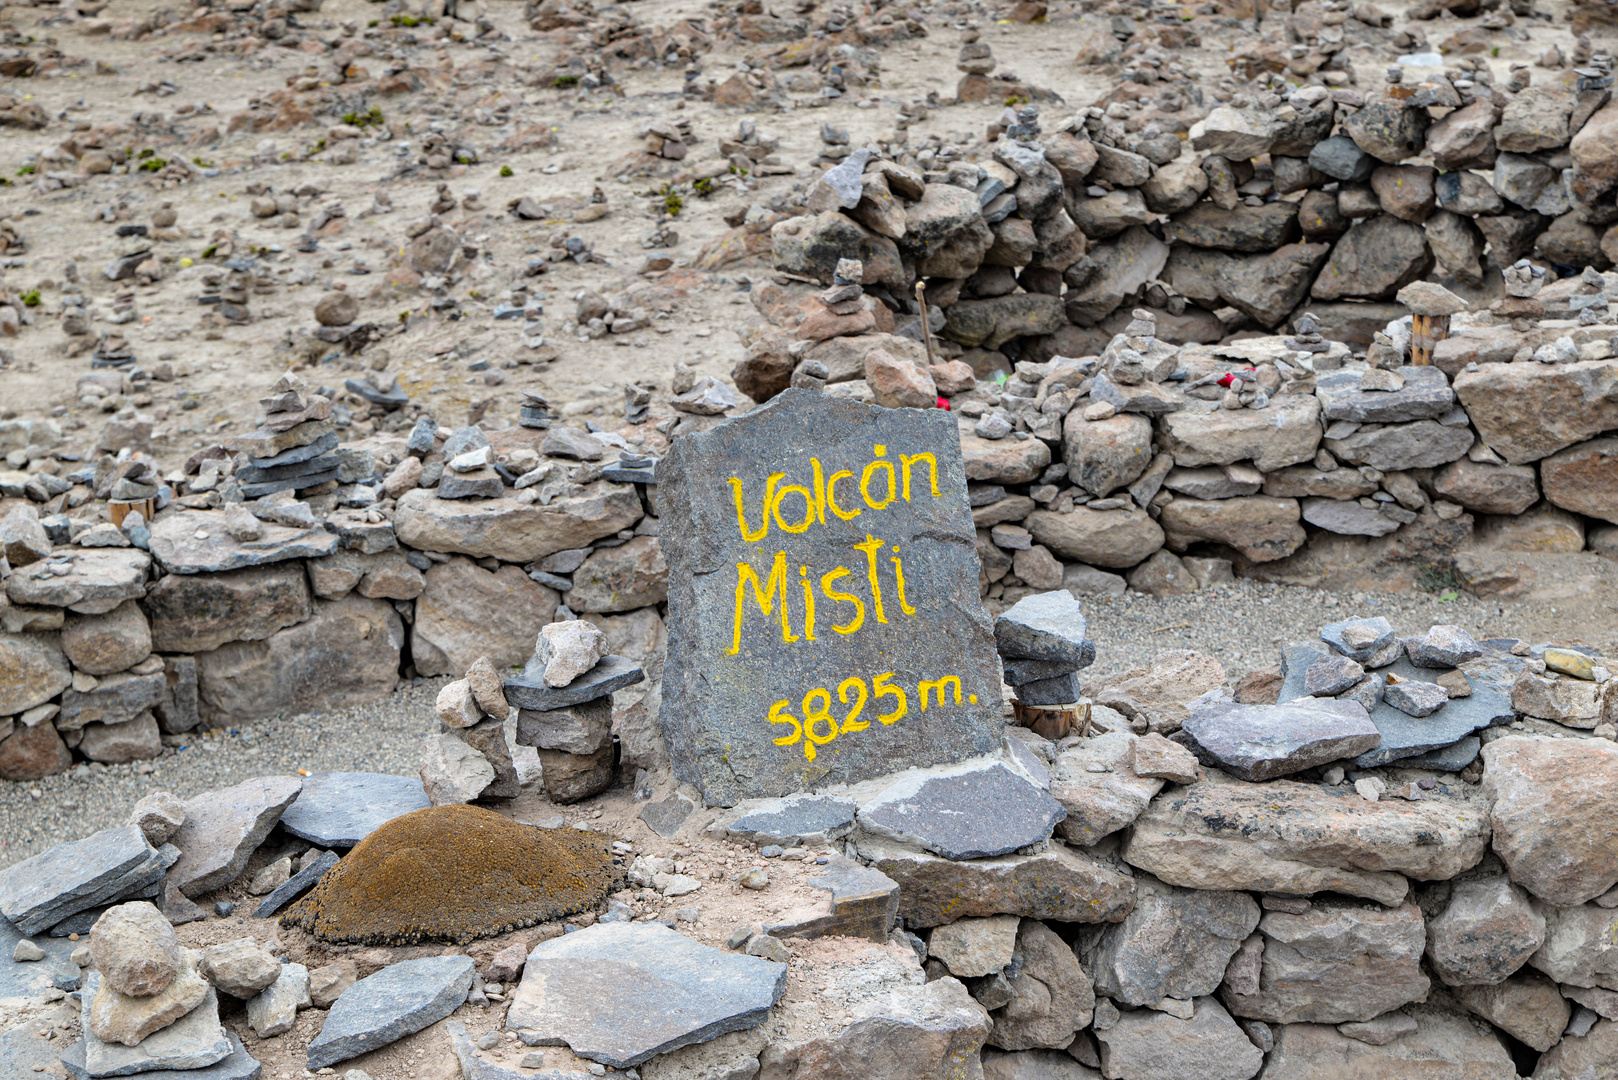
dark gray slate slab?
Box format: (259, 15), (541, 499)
(6, 1025), (67, 1075)
(306, 955), (474, 1070)
(245, 430), (339, 470)
(1315, 366), (1455, 423)
(277, 772), (430, 848)
(505, 922), (787, 1068)
(1016, 670), (1082, 706)
(994, 591), (1096, 667)
(503, 654), (645, 713)
(1002, 658), (1080, 686)
(49, 906), (109, 937)
(0, 824), (167, 936)
(638, 794), (696, 839)
(1281, 648), (1519, 768)
(81, 975), (232, 1077)
(725, 794), (859, 844)
(1400, 736), (1481, 772)
(1320, 617), (1396, 663)
(62, 1031), (262, 1080)
(656, 389), (1005, 805)
(446, 1021), (529, 1080)
(1179, 699), (1381, 781)
(1, 914), (80, 998)
(856, 761), (1066, 860)
(253, 849), (340, 919)
(166, 776), (303, 898)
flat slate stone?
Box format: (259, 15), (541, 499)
(245, 430), (340, 470)
(1281, 644), (1519, 768)
(148, 510), (338, 575)
(62, 1031), (262, 1080)
(81, 974), (233, 1077)
(1400, 736), (1481, 772)
(1315, 366), (1455, 423)
(6, 1025), (72, 1076)
(276, 772), (430, 848)
(1, 548), (152, 615)
(638, 793), (696, 839)
(166, 776), (304, 898)
(0, 825), (168, 936)
(253, 849), (340, 919)
(656, 389), (1005, 805)
(306, 955), (475, 1070)
(1320, 617), (1396, 664)
(505, 922), (787, 1068)
(503, 654), (645, 713)
(726, 793), (859, 844)
(1002, 658), (1081, 686)
(994, 590), (1096, 667)
(763, 855), (899, 942)
(1179, 699), (1382, 781)
(856, 761), (1066, 860)
(1, 915), (80, 999)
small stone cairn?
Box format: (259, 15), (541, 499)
(230, 372), (340, 499)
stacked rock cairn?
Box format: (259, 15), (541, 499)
(996, 590), (1096, 739)
(230, 372), (340, 500)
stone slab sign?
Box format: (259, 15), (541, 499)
(306, 955), (474, 1070)
(505, 922), (788, 1068)
(276, 772), (431, 848)
(657, 389), (1004, 805)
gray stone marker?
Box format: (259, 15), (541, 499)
(856, 761), (1066, 860)
(306, 955), (474, 1070)
(62, 1031), (262, 1080)
(277, 772), (430, 848)
(657, 389), (1004, 805)
(1280, 642), (1518, 767)
(80, 974), (233, 1077)
(0, 824), (169, 935)
(505, 922), (787, 1068)
(1179, 700), (1382, 781)
(1315, 366), (1455, 423)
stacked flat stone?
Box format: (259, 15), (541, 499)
(518, 390), (556, 430)
(230, 372), (340, 499)
(994, 590), (1096, 711)
(424, 655), (521, 805)
(503, 621), (645, 804)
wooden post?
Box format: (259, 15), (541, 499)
(1409, 312), (1450, 366)
(915, 281), (937, 368)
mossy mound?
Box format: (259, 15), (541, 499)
(281, 805), (622, 945)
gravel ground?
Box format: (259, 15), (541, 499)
(4, 581), (1613, 869)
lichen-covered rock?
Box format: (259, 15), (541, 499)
(1482, 735), (1618, 906)
(282, 805), (621, 945)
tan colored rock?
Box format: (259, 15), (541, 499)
(537, 743), (615, 804)
(990, 919), (1094, 1051)
(1451, 971), (1569, 1052)
(411, 557), (559, 677)
(928, 915), (1020, 978)
(960, 428), (1051, 485)
(91, 902), (183, 998)
(61, 601), (152, 676)
(314, 291), (359, 327)
(198, 938), (281, 999)
(1063, 412), (1152, 498)
(1431, 459), (1540, 516)
(1474, 503), (1585, 554)
(129, 790), (185, 847)
(89, 948), (209, 1047)
(1124, 772), (1492, 907)
(1540, 436), (1618, 525)
(1088, 651), (1227, 735)
(865, 348), (938, 409)
(1026, 506), (1165, 569)
(195, 595), (402, 725)
(1427, 872), (1545, 987)
(308, 959), (358, 1008)
(1534, 1017), (1618, 1080)
(1160, 496), (1305, 563)
(567, 537), (667, 614)
(464, 656), (509, 721)
(1096, 997), (1263, 1080)
(394, 484), (642, 563)
(435, 678), (483, 728)
(1050, 732), (1164, 846)
(1159, 397), (1322, 472)
(1261, 1007), (1515, 1078)
(1453, 359), (1618, 465)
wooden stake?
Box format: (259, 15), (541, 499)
(1409, 312), (1450, 366)
(915, 281), (937, 368)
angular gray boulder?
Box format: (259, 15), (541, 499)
(1178, 699), (1381, 782)
(307, 955), (475, 1070)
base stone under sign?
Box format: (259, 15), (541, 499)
(657, 389), (1005, 805)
